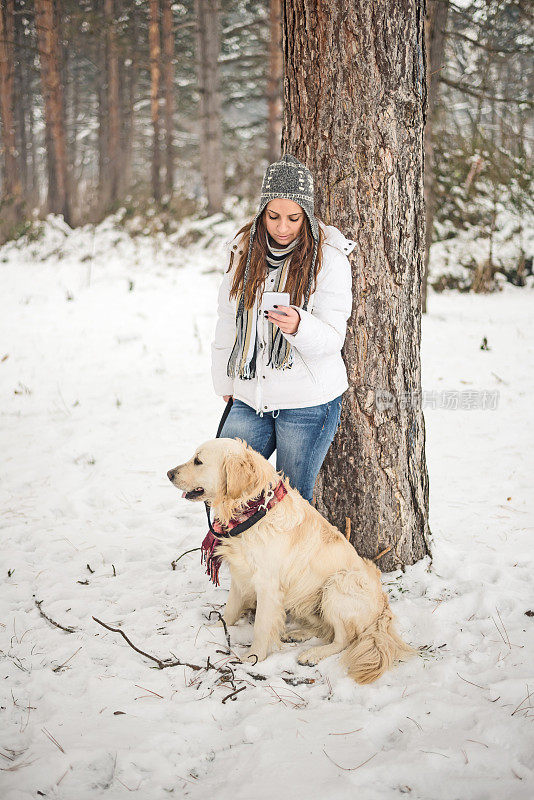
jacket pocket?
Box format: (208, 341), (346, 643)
(294, 349), (317, 384)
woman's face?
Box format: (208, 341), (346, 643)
(264, 199), (304, 246)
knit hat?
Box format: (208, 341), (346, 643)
(240, 153), (319, 315)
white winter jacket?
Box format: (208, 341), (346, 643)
(211, 220), (356, 414)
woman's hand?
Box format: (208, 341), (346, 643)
(223, 395), (232, 402)
(265, 305), (300, 335)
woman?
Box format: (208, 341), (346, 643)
(211, 153), (356, 503)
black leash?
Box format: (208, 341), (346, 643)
(215, 396), (234, 438)
(205, 398), (233, 534)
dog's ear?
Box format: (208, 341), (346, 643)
(223, 449), (259, 502)
(216, 442), (274, 523)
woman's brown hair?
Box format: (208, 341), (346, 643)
(227, 208), (324, 309)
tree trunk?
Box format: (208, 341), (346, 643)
(161, 0), (175, 196)
(96, 0), (109, 212)
(13, 2), (28, 201)
(422, 0), (449, 313)
(34, 0), (71, 223)
(123, 4), (138, 195)
(282, 0), (431, 571)
(105, 0), (120, 204)
(0, 0), (22, 214)
(195, 0), (224, 214)
(267, 0), (282, 163)
(148, 0), (161, 201)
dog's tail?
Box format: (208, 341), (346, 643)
(342, 600), (414, 685)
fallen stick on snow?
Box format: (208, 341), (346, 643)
(92, 612), (317, 691)
(34, 597), (77, 634)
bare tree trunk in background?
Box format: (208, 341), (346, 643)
(161, 0), (175, 196)
(422, 0), (449, 313)
(95, 0), (109, 211)
(267, 0), (282, 163)
(123, 8), (138, 195)
(282, 0), (431, 571)
(24, 15), (39, 209)
(148, 0), (161, 201)
(62, 36), (79, 221)
(70, 46), (80, 212)
(0, 0), (23, 224)
(34, 0), (71, 223)
(105, 0), (120, 204)
(13, 4), (28, 202)
(195, 0), (224, 214)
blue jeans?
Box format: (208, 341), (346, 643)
(219, 395), (343, 502)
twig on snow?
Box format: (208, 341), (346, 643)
(222, 686), (246, 703)
(53, 646), (82, 672)
(41, 727), (65, 753)
(456, 672), (487, 690)
(171, 548), (201, 570)
(92, 616), (199, 671)
(511, 687), (534, 717)
(34, 598), (76, 634)
(322, 749), (377, 771)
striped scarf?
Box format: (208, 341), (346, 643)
(227, 233), (300, 380)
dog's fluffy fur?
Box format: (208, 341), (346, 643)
(168, 437), (413, 683)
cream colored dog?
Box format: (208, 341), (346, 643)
(167, 437), (413, 683)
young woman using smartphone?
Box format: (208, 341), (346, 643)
(211, 153), (356, 503)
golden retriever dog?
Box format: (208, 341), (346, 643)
(167, 437), (413, 684)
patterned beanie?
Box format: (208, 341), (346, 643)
(239, 153), (319, 315)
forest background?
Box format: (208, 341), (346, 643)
(0, 0), (532, 298)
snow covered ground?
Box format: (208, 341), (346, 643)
(1, 216), (533, 799)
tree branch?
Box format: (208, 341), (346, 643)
(439, 76), (533, 107)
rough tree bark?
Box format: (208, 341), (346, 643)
(195, 0), (224, 214)
(34, 0), (71, 223)
(422, 0), (449, 313)
(161, 0), (175, 196)
(282, 0), (431, 571)
(267, 0), (282, 163)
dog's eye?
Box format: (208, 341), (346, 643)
(194, 456), (202, 466)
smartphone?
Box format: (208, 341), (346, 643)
(261, 291), (290, 315)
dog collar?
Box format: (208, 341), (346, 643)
(205, 479), (287, 539)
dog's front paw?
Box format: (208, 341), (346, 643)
(297, 648), (320, 666)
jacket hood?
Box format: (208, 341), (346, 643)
(318, 220), (356, 256)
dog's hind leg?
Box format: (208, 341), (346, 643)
(281, 627), (314, 643)
(297, 618), (349, 666)
(297, 571), (376, 667)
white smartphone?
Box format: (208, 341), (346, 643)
(261, 291), (290, 315)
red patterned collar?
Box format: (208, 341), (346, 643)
(212, 479), (287, 537)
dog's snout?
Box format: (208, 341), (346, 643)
(167, 469), (176, 482)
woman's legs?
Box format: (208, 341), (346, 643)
(218, 398), (276, 460)
(274, 395), (343, 502)
(218, 395), (343, 503)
